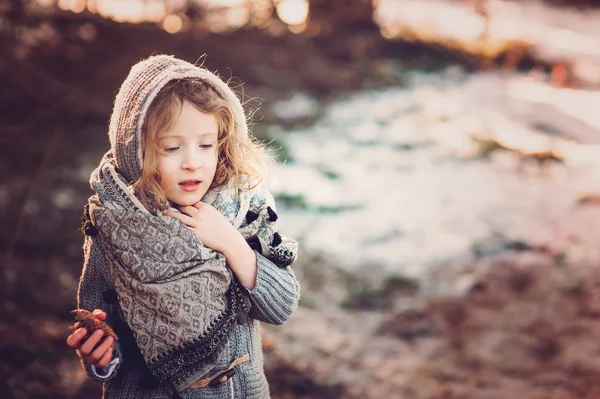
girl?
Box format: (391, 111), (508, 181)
(66, 55), (300, 399)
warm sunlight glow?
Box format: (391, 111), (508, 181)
(224, 6), (251, 30)
(380, 24), (399, 40)
(275, 0), (309, 26)
(168, 0), (188, 12)
(205, 6), (250, 33)
(288, 21), (307, 34)
(78, 0), (155, 23)
(193, 0), (247, 6)
(47, 0), (273, 32)
(86, 0), (98, 13)
(162, 14), (183, 33)
(95, 0), (114, 19)
(36, 0), (56, 7)
(145, 1), (168, 22)
(71, 0), (86, 13)
(375, 0), (485, 46)
(57, 0), (73, 11)
(248, 0), (273, 28)
(192, 0), (252, 32)
(374, 0), (600, 68)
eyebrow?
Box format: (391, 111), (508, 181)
(160, 132), (218, 139)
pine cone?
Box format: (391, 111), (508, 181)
(68, 309), (119, 341)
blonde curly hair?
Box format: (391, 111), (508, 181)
(133, 78), (267, 211)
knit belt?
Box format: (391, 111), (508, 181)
(188, 354), (249, 389)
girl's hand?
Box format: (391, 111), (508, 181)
(66, 309), (114, 368)
(164, 202), (239, 254)
(164, 201), (258, 289)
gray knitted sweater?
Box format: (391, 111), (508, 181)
(76, 55), (301, 398)
(78, 241), (300, 399)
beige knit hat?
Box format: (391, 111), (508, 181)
(108, 55), (248, 183)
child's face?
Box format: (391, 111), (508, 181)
(156, 100), (219, 207)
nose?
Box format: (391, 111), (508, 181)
(181, 148), (202, 171)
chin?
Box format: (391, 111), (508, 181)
(174, 195), (204, 207)
(174, 200), (195, 207)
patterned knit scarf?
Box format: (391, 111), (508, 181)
(86, 152), (297, 389)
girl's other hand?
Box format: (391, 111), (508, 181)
(66, 309), (114, 368)
(164, 202), (240, 254)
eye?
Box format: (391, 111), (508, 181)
(163, 147), (179, 153)
(200, 144), (214, 149)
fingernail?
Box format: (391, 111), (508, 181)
(95, 330), (104, 337)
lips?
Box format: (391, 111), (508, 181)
(179, 180), (201, 192)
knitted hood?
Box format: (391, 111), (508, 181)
(108, 55), (247, 184)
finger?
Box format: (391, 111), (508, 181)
(79, 329), (104, 356)
(96, 345), (114, 369)
(180, 205), (198, 217)
(66, 328), (88, 348)
(88, 336), (114, 364)
(92, 309), (107, 320)
(193, 201), (205, 209)
(164, 209), (195, 227)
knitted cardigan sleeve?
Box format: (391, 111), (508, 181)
(76, 235), (123, 382)
(247, 252), (301, 325)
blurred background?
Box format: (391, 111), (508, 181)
(4, 0), (600, 398)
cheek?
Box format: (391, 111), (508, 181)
(155, 159), (174, 184)
(155, 163), (164, 181)
(205, 156), (218, 181)
(206, 149), (218, 168)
